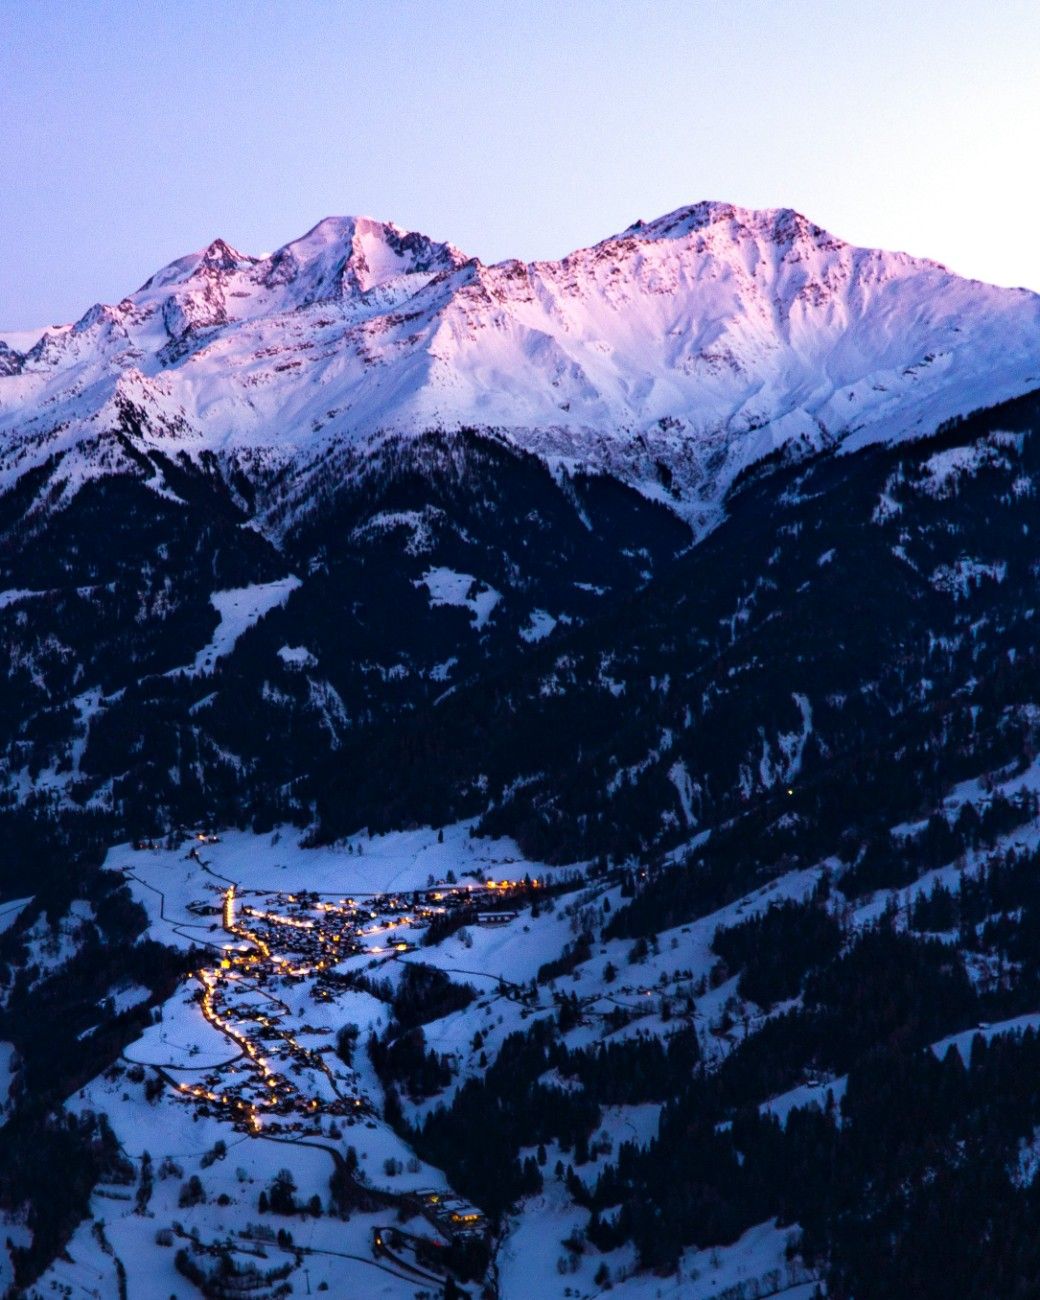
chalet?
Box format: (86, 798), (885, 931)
(408, 1189), (488, 1241)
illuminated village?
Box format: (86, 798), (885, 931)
(173, 863), (533, 1145)
(76, 827), (557, 1294)
(20, 821), (832, 1298)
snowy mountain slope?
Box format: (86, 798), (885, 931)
(3, 203), (1039, 531)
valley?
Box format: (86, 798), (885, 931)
(22, 748), (1040, 1299)
(21, 821), (828, 1299)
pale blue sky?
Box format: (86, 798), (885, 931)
(2, 0), (1038, 329)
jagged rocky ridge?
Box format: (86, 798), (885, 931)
(3, 202), (1040, 535)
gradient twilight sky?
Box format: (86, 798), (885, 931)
(1, 0), (1039, 329)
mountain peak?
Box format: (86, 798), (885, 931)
(247, 214), (469, 303)
(614, 201), (955, 279)
(617, 201), (831, 248)
(197, 237), (253, 273)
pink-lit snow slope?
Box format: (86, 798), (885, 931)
(2, 202), (1039, 530)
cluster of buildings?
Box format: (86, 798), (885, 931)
(148, 848), (537, 1220)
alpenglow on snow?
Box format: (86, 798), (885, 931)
(3, 202), (1040, 535)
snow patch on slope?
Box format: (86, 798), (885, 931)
(415, 567), (501, 629)
(519, 608), (558, 642)
(181, 577), (301, 676)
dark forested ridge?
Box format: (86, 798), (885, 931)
(8, 392), (1040, 866)
(0, 428), (689, 838)
(315, 389), (1040, 866)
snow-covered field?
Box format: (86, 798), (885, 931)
(178, 577), (302, 676)
(416, 566), (502, 629)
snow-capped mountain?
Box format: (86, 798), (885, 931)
(3, 202), (1039, 532)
